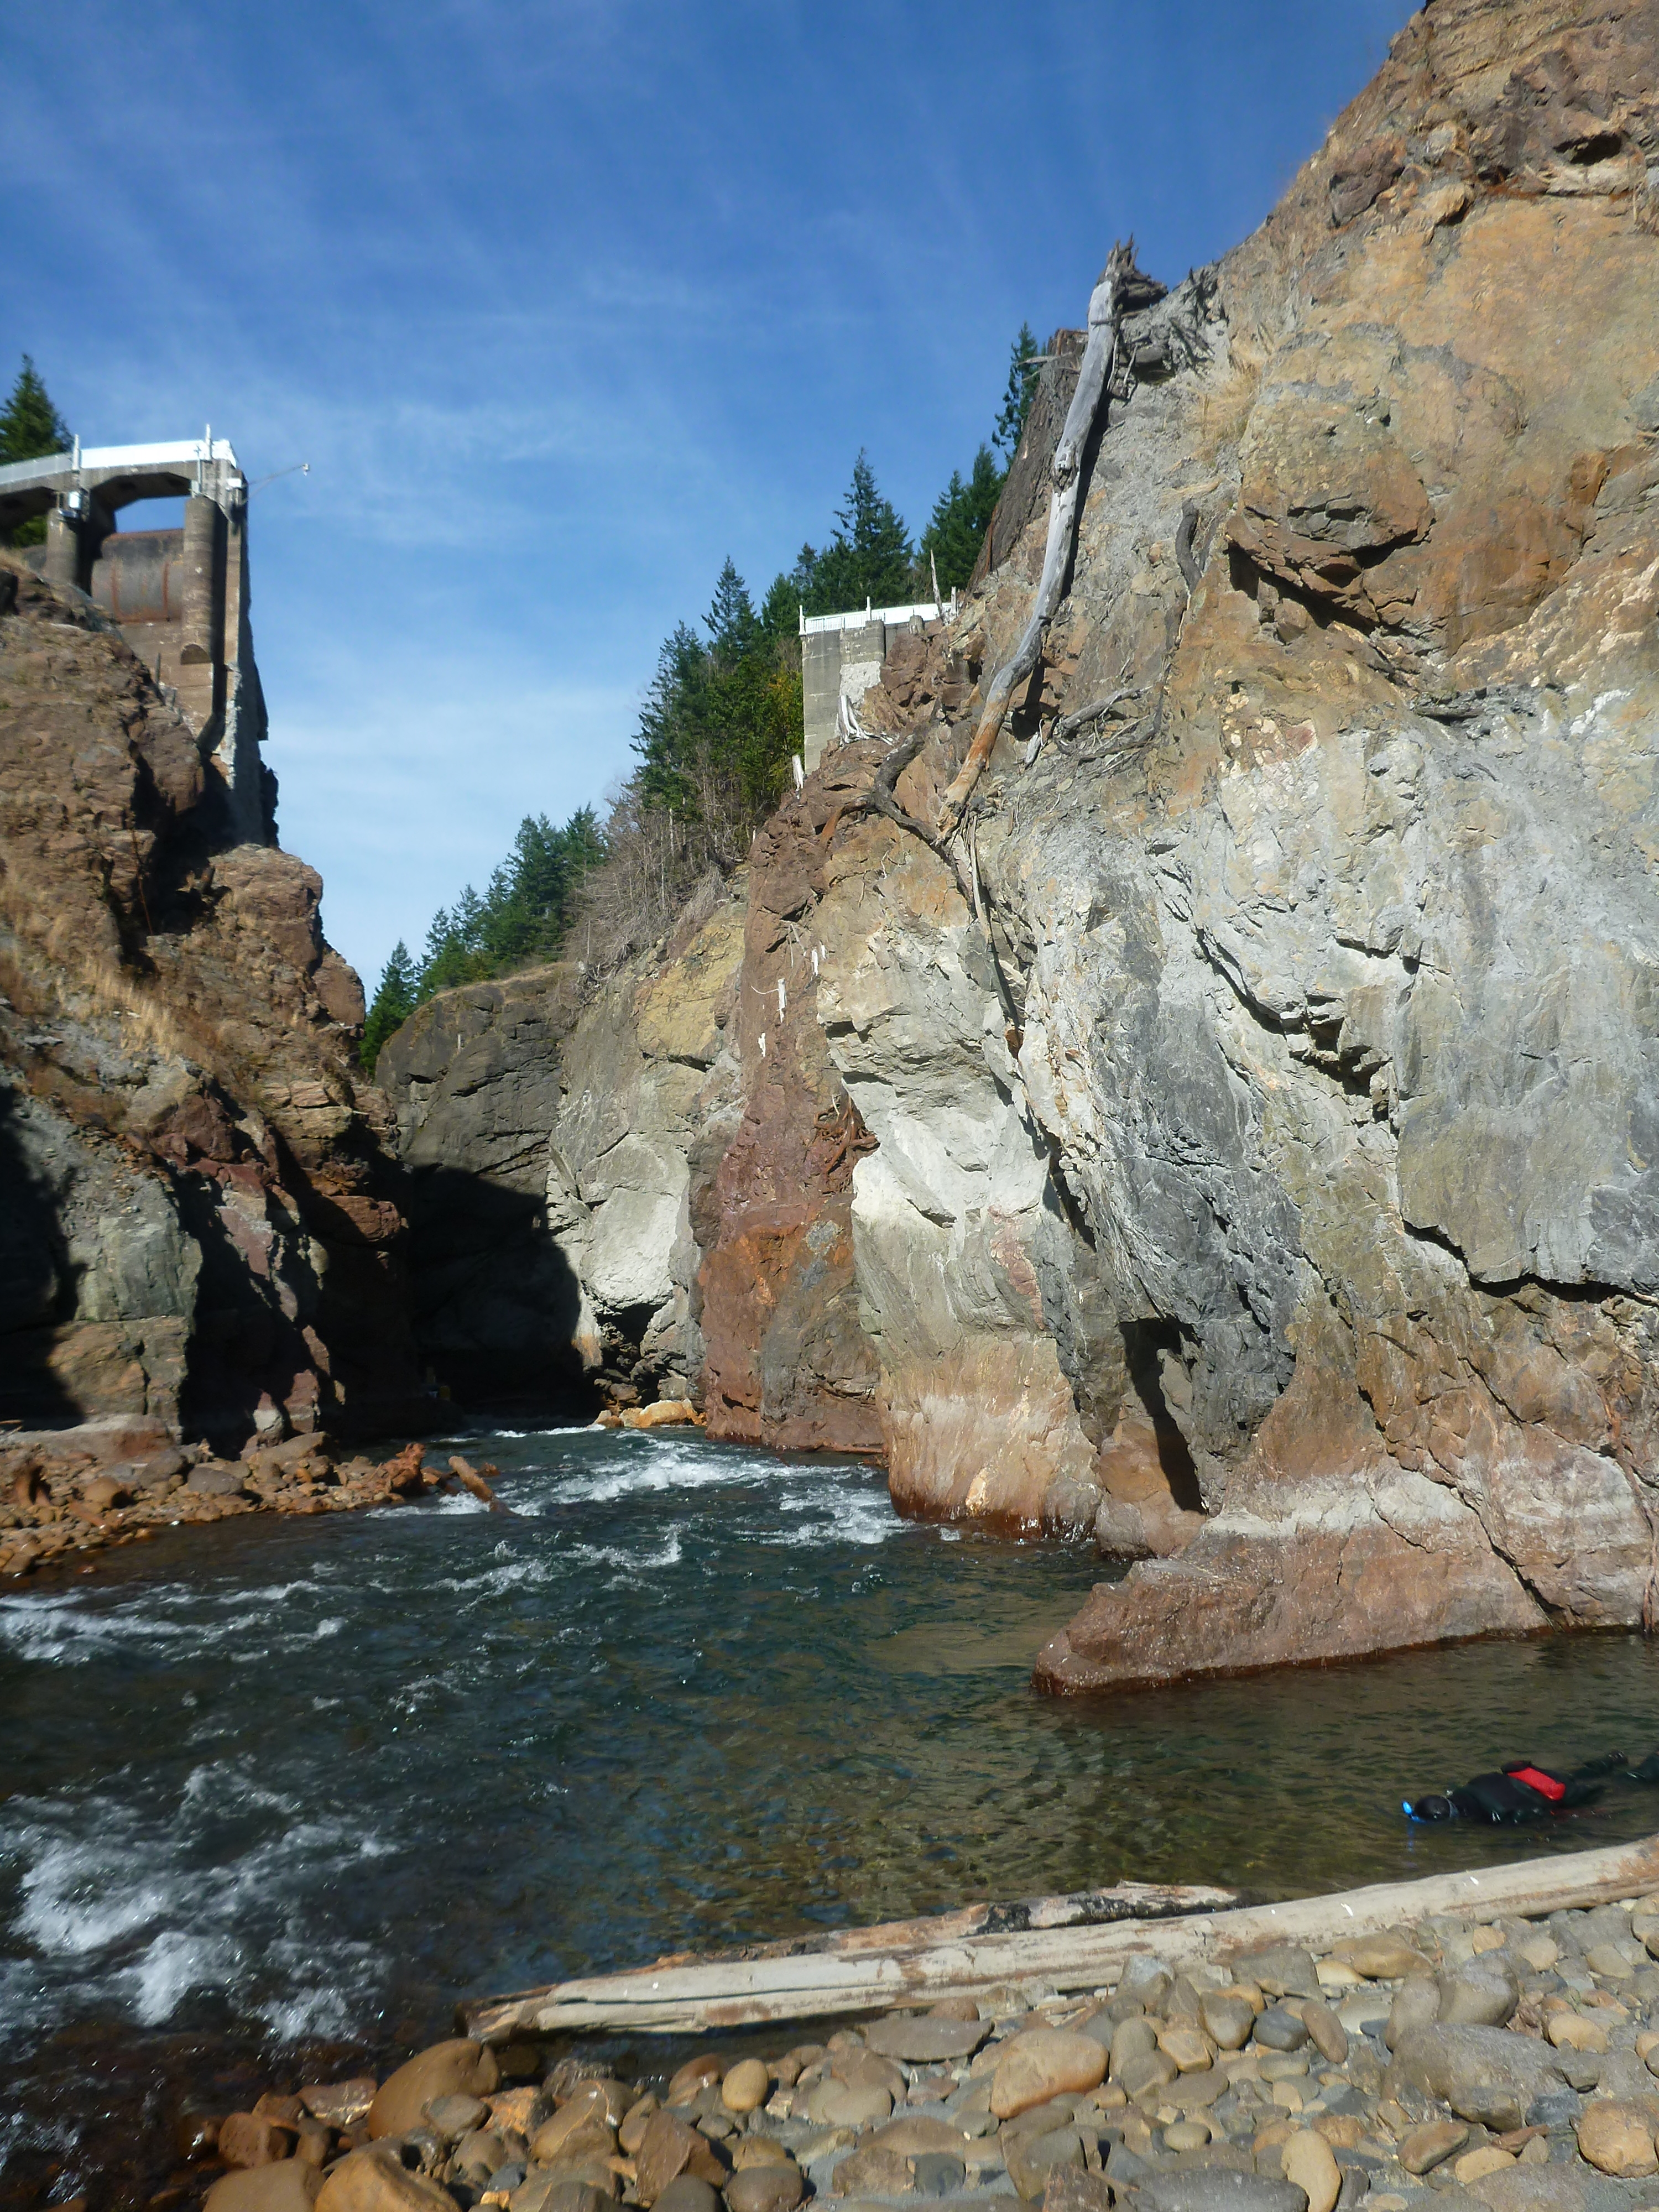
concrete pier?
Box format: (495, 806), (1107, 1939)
(800, 598), (948, 769)
(0, 437), (270, 844)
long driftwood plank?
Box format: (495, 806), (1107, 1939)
(465, 1880), (1236, 2043)
(463, 1833), (1659, 2041)
(462, 1832), (1659, 2035)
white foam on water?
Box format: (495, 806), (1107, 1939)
(774, 1473), (901, 1548)
(126, 1927), (243, 2025)
(0, 1761), (397, 2054)
(548, 1436), (765, 1506)
(566, 1528), (685, 1577)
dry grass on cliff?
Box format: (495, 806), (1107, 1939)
(0, 882), (197, 1063)
(564, 781), (740, 977)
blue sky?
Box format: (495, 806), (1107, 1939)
(6, 1), (1413, 992)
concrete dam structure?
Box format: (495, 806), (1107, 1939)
(800, 596), (950, 769)
(0, 435), (269, 842)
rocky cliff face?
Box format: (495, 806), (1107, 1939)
(842, 0), (1659, 1682)
(379, 876), (748, 1412)
(377, 0), (1659, 1687)
(0, 557), (422, 1445)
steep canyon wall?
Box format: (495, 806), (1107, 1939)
(386, 0), (1659, 1687)
(0, 559), (422, 1445)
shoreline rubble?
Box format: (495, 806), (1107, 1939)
(0, 1421), (520, 1580)
(169, 1839), (1659, 2212)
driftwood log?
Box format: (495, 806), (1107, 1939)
(940, 241), (1156, 833)
(461, 1831), (1659, 2040)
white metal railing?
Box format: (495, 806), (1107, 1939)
(0, 435), (242, 493)
(800, 596), (949, 637)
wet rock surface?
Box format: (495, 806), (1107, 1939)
(159, 1893), (1659, 2212)
(0, 1431), (513, 1578)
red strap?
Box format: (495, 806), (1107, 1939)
(1505, 1765), (1567, 1801)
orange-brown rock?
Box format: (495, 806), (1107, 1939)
(0, 558), (423, 1450)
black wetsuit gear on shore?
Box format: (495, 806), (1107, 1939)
(1404, 1749), (1637, 1823)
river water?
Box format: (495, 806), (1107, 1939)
(6, 1426), (1659, 2192)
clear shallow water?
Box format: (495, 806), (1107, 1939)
(6, 1426), (1659, 2187)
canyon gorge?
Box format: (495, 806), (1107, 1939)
(11, 0), (1659, 1696)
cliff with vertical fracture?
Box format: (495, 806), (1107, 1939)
(386, 0), (1659, 1686)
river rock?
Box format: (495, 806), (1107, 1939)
(531, 2095), (616, 2168)
(1041, 2172), (1114, 2212)
(1117, 2049), (1180, 2100)
(301, 2080), (377, 2128)
(911, 2151), (966, 2197)
(367, 2040), (499, 2140)
(724, 2166), (805, 2212)
(667, 2056), (725, 2106)
(1546, 2015), (1609, 2054)
(1255, 2007), (1310, 2053)
(424, 2094), (489, 2141)
(619, 2096), (659, 2154)
(511, 2178), (611, 2212)
(1169, 2065), (1228, 2111)
(651, 2180), (721, 2212)
(865, 2013), (988, 2062)
(1300, 2001), (1347, 2066)
(634, 2110), (723, 2205)
(1282, 2131), (1340, 2212)
(1159, 2026), (1216, 2072)
(1202, 1995), (1259, 2051)
(992, 2029), (1108, 2119)
(1005, 2124), (1084, 2199)
(1331, 1938), (1432, 1981)
(872, 2118), (970, 2156)
(1468, 2170), (1589, 2212)
(315, 2150), (458, 2212)
(1575, 2101), (1658, 2176)
(1439, 1960), (1520, 2028)
(720, 2061), (770, 2115)
(1399, 2121), (1468, 2175)
(1136, 2172), (1310, 2212)
(1111, 2016), (1160, 2075)
(187, 1465), (248, 1496)
(1384, 1980), (1441, 2051)
(805, 2078), (891, 2127)
(1388, 2026), (1565, 2132)
(830, 2146), (913, 2198)
(1455, 2150), (1517, 2185)
(219, 2114), (295, 2168)
(1584, 1943), (1636, 1980)
(206, 2168), (323, 2212)
(1234, 1950), (1320, 2001)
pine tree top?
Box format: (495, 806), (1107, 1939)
(0, 356), (71, 468)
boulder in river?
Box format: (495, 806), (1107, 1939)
(366, 2041), (499, 2140)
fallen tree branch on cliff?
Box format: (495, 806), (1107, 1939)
(826, 729), (1025, 1036)
(939, 241), (1160, 833)
(462, 1830), (1659, 2038)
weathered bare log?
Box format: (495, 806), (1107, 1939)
(461, 1831), (1659, 2041)
(462, 1876), (1238, 2043)
(939, 241), (1140, 831)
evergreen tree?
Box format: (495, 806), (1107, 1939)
(802, 452), (914, 615)
(919, 444), (1005, 593)
(759, 545), (821, 637)
(1, 356), (72, 549)
(361, 941), (418, 1074)
(633, 563), (802, 833)
(706, 557), (760, 662)
(993, 322), (1040, 460)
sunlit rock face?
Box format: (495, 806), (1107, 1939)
(0, 560), (421, 1446)
(702, 0), (1659, 1683)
